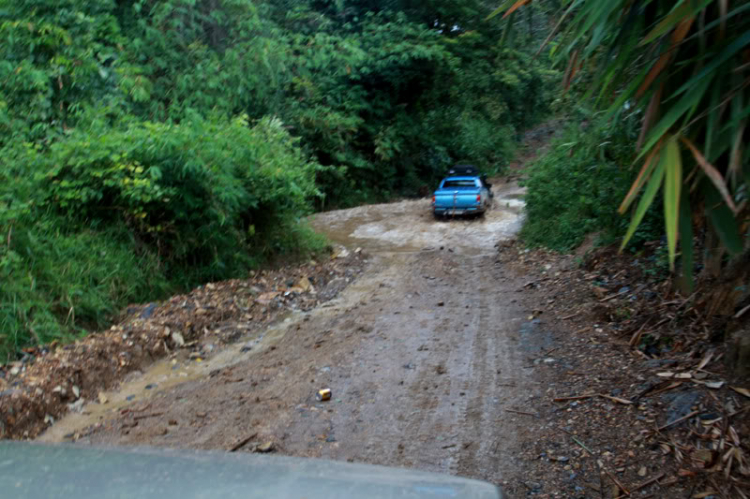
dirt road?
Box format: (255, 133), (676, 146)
(41, 182), (544, 489)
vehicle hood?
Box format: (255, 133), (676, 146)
(0, 442), (503, 499)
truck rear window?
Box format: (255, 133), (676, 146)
(443, 180), (477, 188)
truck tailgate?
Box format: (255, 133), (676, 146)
(434, 191), (479, 210)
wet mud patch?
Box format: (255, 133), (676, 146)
(311, 182), (525, 255)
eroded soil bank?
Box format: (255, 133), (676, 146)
(2, 254), (367, 440)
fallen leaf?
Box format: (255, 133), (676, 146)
(700, 417), (722, 426)
(599, 394), (633, 405)
(297, 277), (313, 293)
(98, 392), (109, 405)
(729, 426), (740, 446)
(731, 386), (750, 398)
(702, 381), (725, 390)
(256, 292), (279, 305)
(696, 352), (714, 371)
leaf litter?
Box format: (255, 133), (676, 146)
(496, 239), (749, 498)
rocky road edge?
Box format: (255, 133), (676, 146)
(0, 249), (367, 440)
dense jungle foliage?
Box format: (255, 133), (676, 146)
(0, 0), (556, 360)
(521, 111), (666, 254)
(505, 0), (749, 290)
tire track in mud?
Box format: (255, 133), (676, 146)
(453, 265), (494, 479)
(402, 256), (476, 474)
(454, 260), (526, 484)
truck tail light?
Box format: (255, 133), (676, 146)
(432, 195), (436, 204)
(476, 194), (481, 203)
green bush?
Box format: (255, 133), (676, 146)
(521, 112), (664, 252)
(0, 219), (170, 361)
(0, 114), (325, 362)
(21, 114), (322, 282)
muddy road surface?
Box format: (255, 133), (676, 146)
(41, 181), (543, 489)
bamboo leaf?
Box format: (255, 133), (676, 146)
(706, 185), (743, 255)
(603, 66), (650, 122)
(503, 0), (532, 19)
(535, 0), (585, 56)
(621, 151), (666, 250)
(729, 88), (746, 185)
(637, 82), (663, 150)
(704, 82), (721, 160)
(564, 1), (619, 56)
(697, 3), (750, 38)
(680, 136), (738, 213)
(729, 121), (746, 186)
(671, 15), (696, 43)
(679, 189), (694, 293)
(486, 0), (521, 21)
(636, 52), (672, 99)
(593, 6), (642, 102)
(563, 49), (580, 92)
(719, 0), (728, 40)
(641, 0), (710, 45)
(637, 16), (695, 98)
(496, 0), (532, 20)
(663, 137), (682, 269)
(619, 143), (661, 214)
(638, 73), (713, 162)
(672, 30), (750, 98)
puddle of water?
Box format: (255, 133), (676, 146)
(39, 311), (306, 442)
(310, 182), (526, 256)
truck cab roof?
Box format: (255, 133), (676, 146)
(446, 164), (479, 176)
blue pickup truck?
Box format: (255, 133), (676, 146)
(432, 167), (492, 218)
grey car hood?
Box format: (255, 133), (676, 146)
(0, 442), (502, 499)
